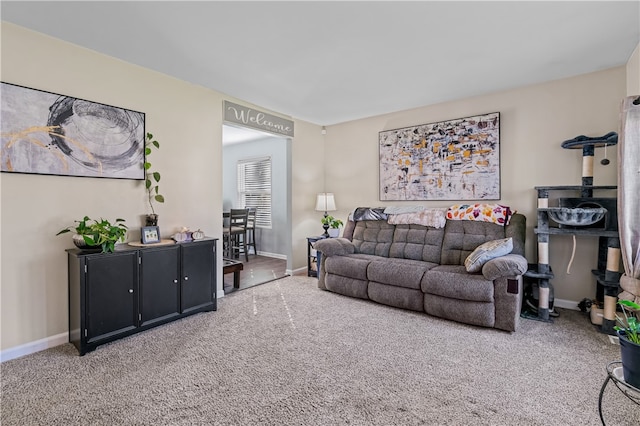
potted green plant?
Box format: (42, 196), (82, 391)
(56, 216), (128, 253)
(614, 299), (640, 388)
(321, 215), (343, 238)
(144, 132), (164, 226)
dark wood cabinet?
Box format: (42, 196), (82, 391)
(181, 241), (216, 313)
(139, 245), (181, 327)
(85, 252), (138, 344)
(68, 238), (217, 355)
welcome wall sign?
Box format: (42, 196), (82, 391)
(223, 100), (294, 138)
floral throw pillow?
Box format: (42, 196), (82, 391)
(465, 237), (513, 273)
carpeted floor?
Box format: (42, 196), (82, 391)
(1, 276), (639, 425)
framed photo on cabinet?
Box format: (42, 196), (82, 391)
(141, 226), (161, 244)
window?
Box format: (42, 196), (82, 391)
(237, 156), (272, 228)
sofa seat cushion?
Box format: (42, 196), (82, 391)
(421, 265), (494, 302)
(324, 254), (378, 280)
(368, 282), (424, 312)
(325, 275), (369, 300)
(424, 294), (494, 328)
(367, 258), (438, 290)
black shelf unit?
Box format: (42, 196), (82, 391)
(527, 185), (619, 333)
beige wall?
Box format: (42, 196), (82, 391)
(0, 23), (323, 354)
(323, 67), (626, 306)
(627, 43), (639, 96)
(291, 119), (329, 267)
(0, 22), (635, 355)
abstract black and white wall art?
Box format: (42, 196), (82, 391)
(379, 112), (500, 201)
(1, 82), (145, 179)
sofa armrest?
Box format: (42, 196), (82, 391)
(314, 238), (355, 257)
(482, 254), (528, 281)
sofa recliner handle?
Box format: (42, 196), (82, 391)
(507, 279), (519, 294)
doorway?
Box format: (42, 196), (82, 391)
(222, 124), (292, 293)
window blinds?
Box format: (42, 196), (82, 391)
(237, 156), (272, 228)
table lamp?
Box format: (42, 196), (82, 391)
(315, 193), (336, 237)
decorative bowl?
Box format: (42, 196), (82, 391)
(547, 207), (607, 227)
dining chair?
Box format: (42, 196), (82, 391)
(246, 207), (257, 255)
(223, 209), (249, 262)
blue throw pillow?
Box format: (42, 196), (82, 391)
(465, 237), (513, 273)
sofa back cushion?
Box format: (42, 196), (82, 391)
(342, 219), (356, 241)
(352, 220), (394, 257)
(440, 219), (508, 265)
(389, 224), (444, 263)
(439, 213), (526, 265)
(349, 212), (526, 265)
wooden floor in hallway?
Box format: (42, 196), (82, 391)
(222, 254), (288, 294)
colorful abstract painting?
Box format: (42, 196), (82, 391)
(379, 112), (500, 201)
(1, 82), (145, 179)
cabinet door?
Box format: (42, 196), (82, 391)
(140, 245), (180, 327)
(181, 241), (215, 313)
(86, 252), (137, 343)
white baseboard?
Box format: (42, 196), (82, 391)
(1, 332), (68, 363)
(554, 298), (580, 311)
(256, 251), (286, 260)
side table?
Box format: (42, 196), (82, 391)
(598, 361), (640, 425)
(307, 236), (328, 277)
(223, 258), (244, 289)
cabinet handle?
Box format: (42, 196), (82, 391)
(174, 279), (178, 284)
(129, 289), (134, 293)
(184, 276), (189, 281)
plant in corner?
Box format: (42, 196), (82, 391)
(144, 132), (165, 225)
(56, 216), (128, 253)
(614, 299), (640, 388)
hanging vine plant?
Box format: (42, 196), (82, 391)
(144, 132), (164, 224)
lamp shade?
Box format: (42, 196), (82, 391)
(315, 193), (336, 212)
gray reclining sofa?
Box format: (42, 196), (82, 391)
(314, 211), (528, 332)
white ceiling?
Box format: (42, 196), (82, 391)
(2, 1), (639, 126)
